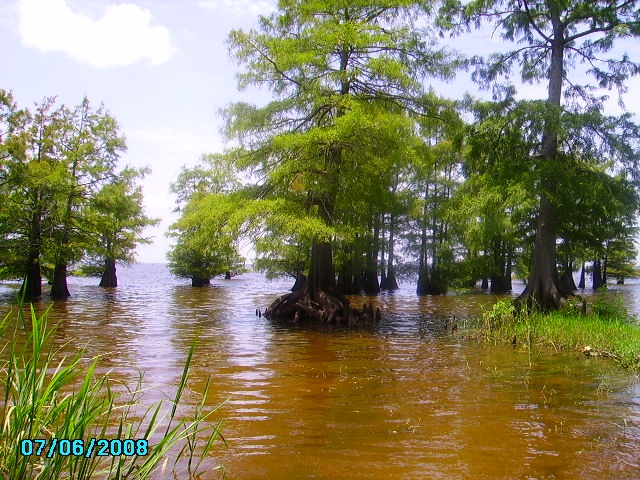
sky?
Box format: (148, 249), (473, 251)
(1, 0), (638, 264)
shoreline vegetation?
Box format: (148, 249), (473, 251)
(466, 294), (640, 371)
(0, 302), (223, 480)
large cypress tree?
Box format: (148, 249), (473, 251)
(441, 0), (640, 310)
(223, 0), (458, 323)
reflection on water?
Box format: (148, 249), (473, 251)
(1, 264), (639, 479)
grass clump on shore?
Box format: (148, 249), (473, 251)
(0, 301), (224, 480)
(477, 294), (640, 370)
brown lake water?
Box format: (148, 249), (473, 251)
(1, 264), (639, 479)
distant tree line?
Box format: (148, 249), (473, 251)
(166, 0), (640, 321)
(0, 90), (158, 299)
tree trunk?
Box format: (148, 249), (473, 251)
(308, 238), (336, 298)
(382, 213), (399, 291)
(265, 187), (376, 324)
(363, 217), (380, 295)
(379, 217), (387, 290)
(490, 238), (511, 293)
(99, 258), (118, 287)
(490, 275), (510, 293)
(515, 195), (567, 310)
(416, 212), (429, 295)
(21, 259), (42, 299)
(559, 260), (577, 292)
(505, 249), (512, 291)
(51, 183), (76, 300)
(592, 259), (605, 290)
(20, 206), (43, 299)
(515, 15), (569, 311)
(191, 276), (210, 287)
(265, 236), (378, 326)
(337, 242), (357, 294)
(337, 264), (355, 294)
(21, 254), (42, 299)
(291, 273), (306, 292)
(50, 263), (71, 299)
(578, 262), (586, 289)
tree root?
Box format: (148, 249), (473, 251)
(263, 290), (381, 327)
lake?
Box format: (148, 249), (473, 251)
(1, 263), (639, 479)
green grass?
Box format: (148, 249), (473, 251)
(473, 296), (640, 370)
(0, 301), (224, 480)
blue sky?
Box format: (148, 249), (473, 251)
(1, 0), (638, 264)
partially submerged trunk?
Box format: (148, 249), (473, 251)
(363, 217), (381, 295)
(416, 204), (432, 295)
(416, 230), (429, 296)
(490, 238), (512, 294)
(21, 205), (43, 299)
(265, 238), (380, 326)
(381, 213), (399, 291)
(50, 185), (76, 300)
(21, 255), (42, 299)
(578, 262), (586, 289)
(50, 263), (71, 299)
(592, 259), (605, 290)
(490, 274), (510, 294)
(515, 15), (570, 311)
(559, 260), (577, 292)
(191, 276), (210, 287)
(99, 258), (118, 288)
(515, 195), (569, 310)
(336, 242), (362, 295)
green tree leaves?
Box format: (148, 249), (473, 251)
(0, 90), (156, 296)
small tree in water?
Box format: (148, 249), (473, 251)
(167, 154), (245, 287)
(83, 167), (159, 288)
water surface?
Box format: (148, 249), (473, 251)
(1, 265), (639, 479)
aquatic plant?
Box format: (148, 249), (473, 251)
(0, 301), (223, 479)
(477, 299), (640, 370)
(591, 290), (628, 319)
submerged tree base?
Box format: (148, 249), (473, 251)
(264, 289), (380, 327)
(514, 278), (572, 312)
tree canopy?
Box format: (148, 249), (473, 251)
(163, 0), (640, 317)
(0, 90), (157, 297)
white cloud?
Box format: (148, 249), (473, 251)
(197, 0), (275, 17)
(17, 0), (175, 68)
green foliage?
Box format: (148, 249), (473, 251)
(0, 90), (155, 293)
(0, 302), (223, 479)
(441, 0), (640, 96)
(605, 237), (639, 283)
(475, 297), (640, 370)
(213, 0), (462, 290)
(83, 167), (159, 271)
(253, 234), (310, 279)
(591, 290), (628, 319)
(439, 0), (640, 309)
(167, 157), (246, 282)
(481, 299), (516, 331)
